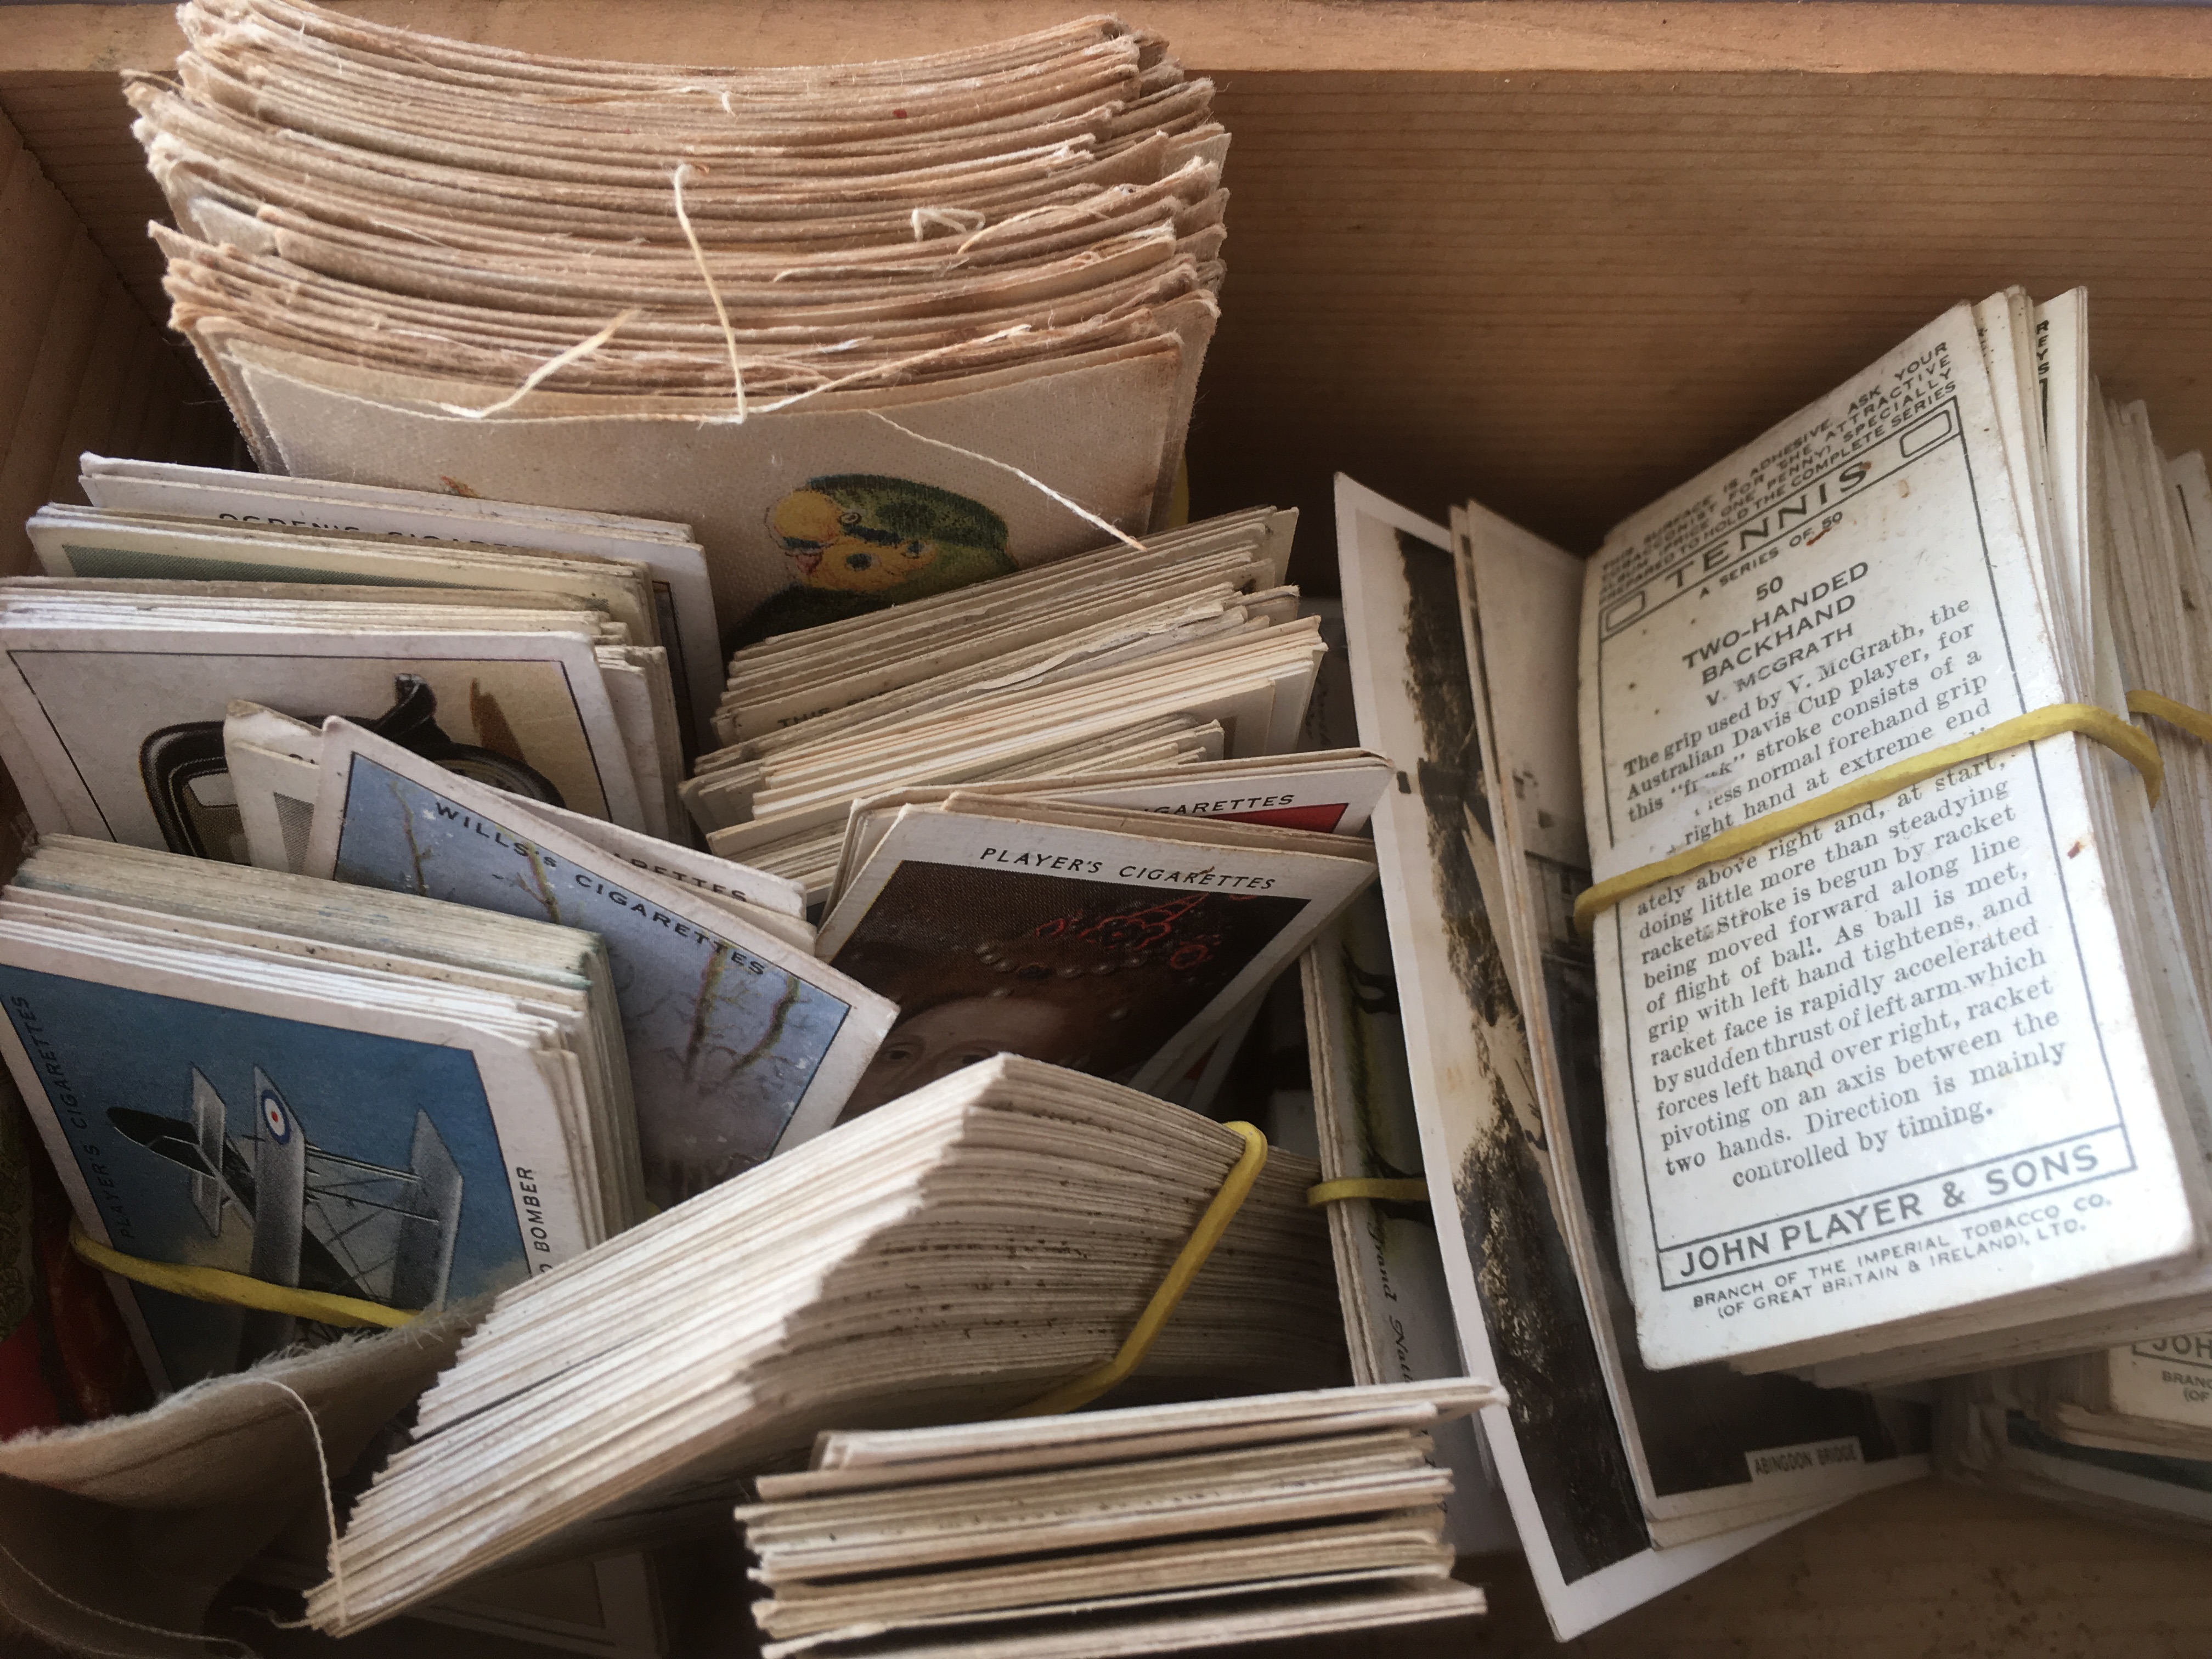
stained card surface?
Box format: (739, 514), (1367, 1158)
(307, 722), (892, 1201)
(1579, 303), (2200, 1366)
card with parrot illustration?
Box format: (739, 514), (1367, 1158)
(739, 476), (1019, 648)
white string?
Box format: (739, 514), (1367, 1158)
(432, 310), (639, 419)
(241, 1378), (347, 1633)
(672, 162), (748, 422)
(863, 409), (1147, 551)
(235, 1605), (312, 1634)
(0, 1537), (251, 1657)
(955, 199), (1116, 256)
(0, 1372), (368, 1655)
(910, 206), (987, 241)
(754, 324), (1034, 415)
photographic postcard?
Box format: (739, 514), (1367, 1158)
(0, 619), (643, 850)
(0, 929), (583, 1390)
(1454, 499), (1930, 1528)
(1305, 888), (1518, 1556)
(816, 800), (1374, 1113)
(1335, 476), (1805, 1637)
(304, 721), (893, 1204)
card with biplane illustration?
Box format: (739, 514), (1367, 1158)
(0, 935), (584, 1389)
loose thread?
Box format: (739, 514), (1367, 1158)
(431, 310), (639, 420)
(242, 1378), (347, 1632)
(1009, 1121), (1268, 1418)
(754, 324), (1035, 416)
(911, 206), (988, 241)
(0, 1537), (251, 1658)
(672, 162), (747, 421)
(954, 200), (1117, 256)
(236, 1607), (312, 1634)
(863, 409), (1147, 553)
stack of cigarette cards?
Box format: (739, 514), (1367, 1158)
(692, 509), (1313, 905)
(735, 1380), (1502, 1658)
(0, 837), (643, 1390)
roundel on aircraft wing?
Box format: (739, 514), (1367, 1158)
(261, 1091), (293, 1143)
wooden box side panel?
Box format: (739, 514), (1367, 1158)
(0, 97), (238, 871)
(1188, 69), (2212, 582)
(0, 93), (235, 572)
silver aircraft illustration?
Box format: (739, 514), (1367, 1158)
(108, 1068), (463, 1365)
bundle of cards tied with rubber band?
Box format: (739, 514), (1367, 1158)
(1566, 290), (2212, 1386)
(1333, 286), (2212, 1632)
(300, 1057), (1352, 1633)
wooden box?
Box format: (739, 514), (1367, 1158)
(5, 3), (2212, 1651)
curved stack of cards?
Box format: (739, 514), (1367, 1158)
(304, 1056), (1348, 1635)
(2098, 431), (2212, 1038)
(127, 0), (1227, 637)
(0, 837), (645, 1392)
(689, 507), (1318, 903)
(732, 1379), (1502, 1659)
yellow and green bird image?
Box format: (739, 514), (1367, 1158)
(734, 475), (1015, 647)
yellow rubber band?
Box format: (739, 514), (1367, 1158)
(69, 1220), (416, 1331)
(1306, 1178), (1430, 1206)
(1009, 1121), (1269, 1418)
(2130, 690), (2212, 745)
(1573, 701), (2162, 939)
